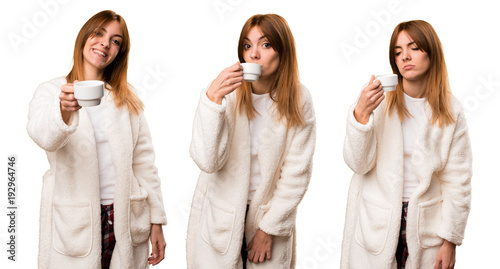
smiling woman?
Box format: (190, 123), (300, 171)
(82, 21), (123, 72)
(26, 10), (167, 269)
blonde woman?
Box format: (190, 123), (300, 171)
(341, 20), (472, 269)
(27, 10), (166, 268)
(187, 14), (316, 269)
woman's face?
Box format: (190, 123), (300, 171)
(82, 20), (123, 74)
(242, 26), (280, 81)
(394, 30), (431, 83)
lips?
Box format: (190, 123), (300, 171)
(403, 64), (414, 70)
(92, 48), (108, 58)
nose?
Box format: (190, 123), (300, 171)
(250, 47), (260, 60)
(100, 38), (109, 48)
(402, 49), (411, 61)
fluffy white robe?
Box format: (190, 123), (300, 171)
(187, 84), (316, 268)
(27, 77), (167, 269)
(341, 97), (472, 269)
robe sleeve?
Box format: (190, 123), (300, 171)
(132, 112), (167, 225)
(258, 87), (316, 236)
(437, 108), (472, 246)
(189, 88), (232, 174)
(343, 103), (377, 175)
(27, 79), (79, 152)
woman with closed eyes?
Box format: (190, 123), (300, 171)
(340, 20), (472, 269)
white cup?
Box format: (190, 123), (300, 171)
(241, 63), (262, 82)
(74, 80), (104, 107)
(376, 74), (398, 92)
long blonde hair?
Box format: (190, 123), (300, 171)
(386, 20), (455, 127)
(66, 10), (143, 114)
(236, 14), (304, 128)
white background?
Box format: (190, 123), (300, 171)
(1, 0), (499, 268)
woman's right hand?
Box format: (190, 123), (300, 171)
(59, 80), (81, 124)
(353, 75), (385, 125)
(206, 62), (243, 105)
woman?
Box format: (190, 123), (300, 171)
(186, 14), (316, 268)
(341, 20), (472, 269)
(27, 10), (167, 269)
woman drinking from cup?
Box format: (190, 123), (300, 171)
(27, 10), (167, 269)
(186, 13), (316, 269)
(340, 20), (472, 269)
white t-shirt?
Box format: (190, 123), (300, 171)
(86, 92), (116, 205)
(402, 93), (427, 202)
(248, 92), (273, 203)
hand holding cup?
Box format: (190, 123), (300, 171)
(59, 80), (81, 112)
(206, 62), (244, 105)
(354, 75), (385, 125)
(59, 80), (81, 124)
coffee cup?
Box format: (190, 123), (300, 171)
(376, 74), (398, 92)
(74, 80), (104, 107)
(241, 63), (262, 82)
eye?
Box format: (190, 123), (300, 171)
(95, 31), (103, 37)
(395, 51), (401, 56)
(263, 42), (272, 48)
(243, 44), (251, 50)
(411, 47), (420, 51)
(112, 39), (121, 46)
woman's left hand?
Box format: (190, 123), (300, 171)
(148, 224), (166, 265)
(434, 240), (456, 269)
(246, 229), (273, 263)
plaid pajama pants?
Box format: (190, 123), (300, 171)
(396, 202), (409, 269)
(101, 204), (116, 269)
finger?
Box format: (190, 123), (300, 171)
(61, 100), (80, 108)
(363, 77), (381, 93)
(60, 93), (77, 102)
(66, 93), (76, 100)
(371, 88), (385, 102)
(266, 249), (272, 260)
(373, 92), (385, 108)
(151, 238), (159, 261)
(225, 62), (241, 73)
(434, 259), (441, 269)
(61, 105), (80, 112)
(369, 75), (376, 84)
(225, 70), (244, 80)
(259, 251), (265, 263)
(220, 82), (242, 96)
(246, 240), (253, 251)
(61, 84), (75, 94)
(148, 253), (160, 265)
(158, 241), (166, 262)
(232, 62), (243, 71)
(247, 249), (255, 262)
(371, 79), (381, 89)
(224, 77), (242, 87)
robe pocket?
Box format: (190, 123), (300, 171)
(201, 196), (236, 255)
(354, 197), (392, 255)
(52, 201), (92, 257)
(254, 204), (271, 226)
(129, 187), (151, 246)
(417, 197), (444, 248)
